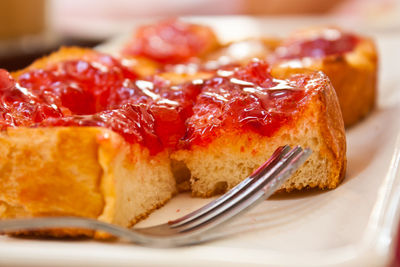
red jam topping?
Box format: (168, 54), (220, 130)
(0, 69), (64, 128)
(17, 54), (137, 115)
(276, 28), (359, 59)
(182, 61), (314, 147)
(123, 19), (218, 64)
(1, 53), (322, 153)
(41, 104), (165, 154)
(0, 51), (198, 155)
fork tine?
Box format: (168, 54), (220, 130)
(175, 146), (311, 234)
(169, 146), (300, 230)
(168, 145), (292, 228)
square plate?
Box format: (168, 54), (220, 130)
(1, 17), (400, 267)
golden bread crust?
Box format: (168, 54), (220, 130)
(12, 46), (161, 79)
(0, 23), (356, 236)
(325, 38), (377, 127)
(312, 72), (347, 187)
(0, 127), (176, 237)
(272, 38), (377, 127)
(172, 71), (346, 196)
(12, 47), (99, 79)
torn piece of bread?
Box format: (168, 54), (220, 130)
(173, 63), (346, 197)
(0, 127), (176, 236)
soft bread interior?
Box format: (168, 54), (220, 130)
(172, 74), (346, 197)
(98, 136), (176, 227)
(0, 127), (177, 236)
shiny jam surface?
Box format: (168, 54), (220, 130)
(123, 19), (217, 64)
(0, 52), (197, 154)
(1, 56), (320, 153)
(41, 104), (165, 155)
(276, 29), (359, 59)
(17, 55), (138, 114)
(0, 69), (64, 128)
(182, 61), (314, 147)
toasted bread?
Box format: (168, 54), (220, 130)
(172, 69), (346, 197)
(271, 28), (377, 127)
(0, 127), (176, 236)
(0, 22), (350, 237)
(0, 48), (179, 236)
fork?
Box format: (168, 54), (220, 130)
(0, 145), (311, 247)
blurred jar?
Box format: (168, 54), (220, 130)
(0, 0), (46, 40)
(0, 0), (65, 71)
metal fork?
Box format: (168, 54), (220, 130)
(0, 145), (311, 247)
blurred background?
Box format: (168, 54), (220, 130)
(0, 0), (399, 71)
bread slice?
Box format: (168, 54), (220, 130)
(0, 25), (348, 237)
(172, 67), (346, 197)
(272, 27), (377, 127)
(0, 48), (179, 236)
(0, 127), (176, 236)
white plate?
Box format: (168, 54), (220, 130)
(1, 17), (400, 267)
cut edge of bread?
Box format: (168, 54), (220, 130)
(0, 39), (350, 235)
(0, 127), (176, 237)
(172, 71), (346, 197)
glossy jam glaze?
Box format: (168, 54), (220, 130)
(122, 19), (218, 64)
(1, 56), (323, 153)
(275, 28), (359, 59)
(41, 104), (165, 155)
(182, 61), (317, 147)
(0, 69), (64, 128)
(17, 55), (138, 114)
(1, 51), (199, 154)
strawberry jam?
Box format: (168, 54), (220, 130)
(1, 50), (323, 154)
(182, 61), (314, 147)
(123, 19), (218, 64)
(0, 50), (197, 155)
(17, 54), (137, 114)
(40, 104), (165, 154)
(0, 69), (64, 128)
(276, 28), (359, 59)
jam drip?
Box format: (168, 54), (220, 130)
(123, 19), (218, 64)
(41, 104), (165, 154)
(183, 61), (312, 147)
(276, 28), (359, 59)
